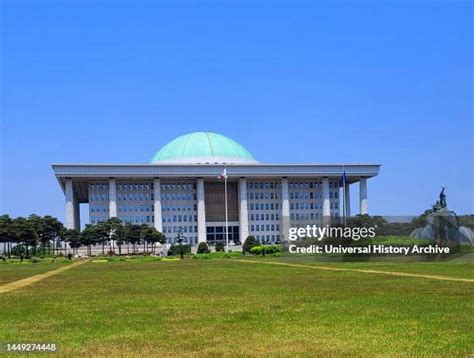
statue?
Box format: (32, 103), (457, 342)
(425, 187), (447, 215)
(411, 187), (473, 245)
(439, 187), (447, 208)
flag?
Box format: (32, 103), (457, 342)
(339, 170), (347, 187)
(218, 168), (227, 179)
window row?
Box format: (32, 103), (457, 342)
(250, 213), (280, 221)
(290, 191), (338, 200)
(290, 202), (339, 210)
(117, 183), (153, 191)
(249, 203), (280, 211)
(162, 225), (197, 234)
(120, 216), (154, 224)
(90, 206), (108, 213)
(250, 224), (280, 232)
(90, 183), (108, 191)
(90, 216), (108, 224)
(161, 183), (195, 191)
(162, 205), (196, 212)
(256, 235), (279, 243)
(162, 215), (198, 223)
(290, 212), (339, 221)
(118, 194), (154, 201)
(161, 194), (196, 201)
(248, 192), (280, 200)
(247, 182), (281, 190)
(118, 205), (153, 213)
(166, 237), (197, 245)
(289, 182), (339, 190)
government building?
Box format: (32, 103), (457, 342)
(52, 132), (380, 245)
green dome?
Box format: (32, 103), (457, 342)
(151, 132), (258, 164)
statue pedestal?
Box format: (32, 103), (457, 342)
(410, 189), (473, 246)
(426, 210), (459, 245)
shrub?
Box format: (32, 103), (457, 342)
(30, 257), (42, 263)
(197, 242), (210, 254)
(243, 236), (258, 253)
(249, 246), (264, 255)
(263, 244), (281, 254)
(249, 245), (281, 256)
(215, 242), (225, 252)
(168, 244), (192, 256)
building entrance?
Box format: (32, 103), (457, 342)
(206, 225), (240, 245)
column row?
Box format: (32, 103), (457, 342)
(65, 177), (369, 238)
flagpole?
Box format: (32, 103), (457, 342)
(342, 165), (346, 226)
(224, 167), (229, 253)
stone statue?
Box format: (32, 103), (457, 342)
(439, 187), (447, 208)
(425, 187), (447, 215)
(411, 187), (473, 245)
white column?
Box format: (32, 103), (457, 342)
(359, 178), (368, 215)
(239, 178), (249, 243)
(344, 183), (351, 217)
(197, 178), (206, 243)
(153, 178), (163, 232)
(109, 178), (117, 218)
(74, 199), (80, 230)
(280, 178), (290, 242)
(65, 179), (76, 230)
(322, 177), (331, 225)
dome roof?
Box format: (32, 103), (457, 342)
(150, 132), (258, 164)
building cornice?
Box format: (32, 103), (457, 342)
(52, 163), (381, 179)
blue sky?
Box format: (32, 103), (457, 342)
(1, 1), (472, 223)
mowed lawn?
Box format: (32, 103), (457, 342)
(0, 260), (70, 285)
(1, 258), (473, 357)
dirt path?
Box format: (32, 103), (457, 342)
(233, 259), (474, 283)
(0, 260), (88, 294)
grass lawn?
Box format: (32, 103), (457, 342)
(0, 260), (70, 285)
(0, 258), (473, 357)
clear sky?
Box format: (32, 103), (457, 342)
(1, 1), (472, 224)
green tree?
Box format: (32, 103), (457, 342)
(11, 217), (38, 257)
(141, 226), (165, 254)
(42, 216), (64, 255)
(215, 242), (225, 252)
(0, 215), (13, 257)
(95, 221), (110, 255)
(124, 223), (142, 254)
(28, 214), (45, 256)
(81, 224), (99, 255)
(103, 217), (124, 254)
(64, 229), (81, 254)
(243, 236), (258, 254)
(197, 242), (210, 254)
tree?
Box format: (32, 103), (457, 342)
(63, 229), (81, 254)
(243, 236), (258, 254)
(95, 221), (110, 255)
(197, 242), (210, 254)
(11, 217), (38, 257)
(124, 223), (142, 254)
(141, 226), (165, 254)
(215, 242), (225, 252)
(112, 224), (126, 256)
(81, 224), (99, 256)
(28, 214), (45, 256)
(103, 217), (124, 254)
(42, 216), (64, 255)
(0, 215), (13, 257)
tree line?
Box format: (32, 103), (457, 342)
(0, 214), (165, 257)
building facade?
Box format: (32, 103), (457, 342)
(53, 132), (380, 245)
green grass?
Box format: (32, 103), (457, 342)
(0, 259), (70, 285)
(0, 257), (473, 356)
